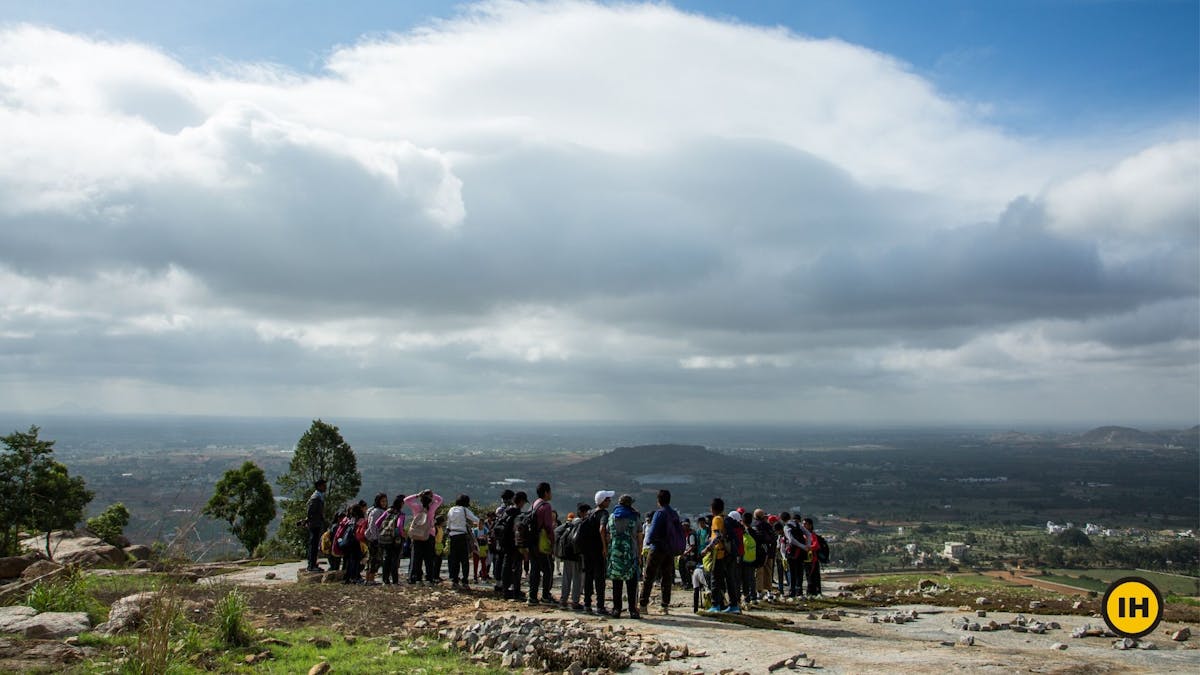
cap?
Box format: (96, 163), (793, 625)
(767, 515), (780, 524)
(737, 507), (746, 514)
(727, 510), (742, 523)
(595, 490), (615, 505)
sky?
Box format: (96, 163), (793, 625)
(0, 0), (1196, 425)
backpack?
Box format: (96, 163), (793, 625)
(333, 518), (355, 556)
(814, 533), (830, 564)
(409, 510), (432, 541)
(354, 517), (369, 543)
(554, 521), (579, 560)
(377, 511), (402, 545)
(723, 519), (745, 559)
(783, 522), (805, 559)
(514, 509), (536, 550)
(656, 507), (686, 556)
(572, 510), (602, 555)
(742, 530), (757, 564)
(493, 508), (518, 553)
(364, 507), (385, 541)
(320, 530), (332, 555)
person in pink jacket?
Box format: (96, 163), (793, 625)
(405, 489), (443, 584)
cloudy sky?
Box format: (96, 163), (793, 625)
(0, 0), (1196, 425)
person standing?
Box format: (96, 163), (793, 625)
(679, 518), (697, 590)
(499, 491), (529, 600)
(607, 494), (641, 618)
(405, 489), (443, 584)
(304, 478), (327, 571)
(491, 490), (514, 590)
(752, 510), (774, 598)
(557, 503), (589, 610)
(379, 495), (406, 585)
(701, 498), (735, 613)
(364, 493), (388, 585)
(801, 517), (823, 596)
(639, 489), (683, 615)
(447, 494), (480, 589)
(473, 517), (491, 583)
(780, 511), (810, 598)
(578, 490), (613, 615)
(527, 482), (557, 605)
(341, 502), (366, 584)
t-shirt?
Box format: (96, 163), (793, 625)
(712, 514), (726, 559)
(447, 505), (479, 535)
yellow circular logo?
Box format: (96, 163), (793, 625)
(1101, 577), (1163, 639)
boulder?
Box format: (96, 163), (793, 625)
(1172, 628), (1191, 642)
(18, 612), (91, 639)
(296, 569), (323, 584)
(94, 592), (159, 636)
(20, 560), (64, 582)
(0, 552), (44, 579)
(19, 532), (125, 568)
(0, 606), (38, 632)
(123, 545), (153, 561)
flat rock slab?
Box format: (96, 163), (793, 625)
(0, 610), (90, 639)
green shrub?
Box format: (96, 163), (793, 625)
(25, 568), (105, 623)
(87, 502), (131, 546)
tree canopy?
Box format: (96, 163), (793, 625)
(273, 420), (361, 554)
(204, 461), (277, 556)
(0, 426), (93, 557)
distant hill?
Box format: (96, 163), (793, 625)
(1079, 425), (1199, 449)
(566, 443), (729, 475)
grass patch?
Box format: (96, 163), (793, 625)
(24, 568), (108, 624)
(86, 572), (167, 599)
(1044, 568), (1200, 597)
(209, 628), (507, 675)
(1166, 594), (1200, 608)
(1036, 574), (1107, 593)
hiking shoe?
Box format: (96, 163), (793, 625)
(723, 605), (741, 614)
(638, 602), (649, 614)
(571, 603), (585, 611)
(629, 609), (641, 620)
(527, 597), (540, 606)
(704, 605), (724, 613)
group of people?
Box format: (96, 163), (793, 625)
(301, 478), (825, 617)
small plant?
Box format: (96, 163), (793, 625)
(212, 588), (251, 647)
(123, 590), (181, 675)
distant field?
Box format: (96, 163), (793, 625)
(1044, 568), (1200, 596)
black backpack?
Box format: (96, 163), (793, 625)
(493, 508), (518, 553)
(514, 509), (536, 550)
(815, 534), (830, 564)
(723, 519), (745, 559)
(572, 509), (602, 555)
(554, 521), (579, 560)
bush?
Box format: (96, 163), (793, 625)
(87, 502), (131, 546)
(212, 588), (251, 648)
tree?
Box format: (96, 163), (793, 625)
(0, 426), (93, 557)
(273, 420), (361, 555)
(204, 461), (277, 556)
(87, 503), (132, 546)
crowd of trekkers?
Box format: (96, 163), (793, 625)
(302, 479), (828, 616)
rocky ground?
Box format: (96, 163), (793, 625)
(2, 557), (1199, 673)
(203, 562), (1200, 674)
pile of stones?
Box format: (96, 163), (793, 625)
(952, 614), (1063, 634)
(437, 615), (701, 672)
(866, 609), (920, 625)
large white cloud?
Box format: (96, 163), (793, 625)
(0, 1), (1195, 423)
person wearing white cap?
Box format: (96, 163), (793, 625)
(574, 490), (614, 614)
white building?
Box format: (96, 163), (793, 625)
(942, 541), (969, 562)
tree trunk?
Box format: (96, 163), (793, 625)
(44, 530), (53, 560)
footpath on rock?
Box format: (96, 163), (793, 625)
(3, 542), (1200, 674)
